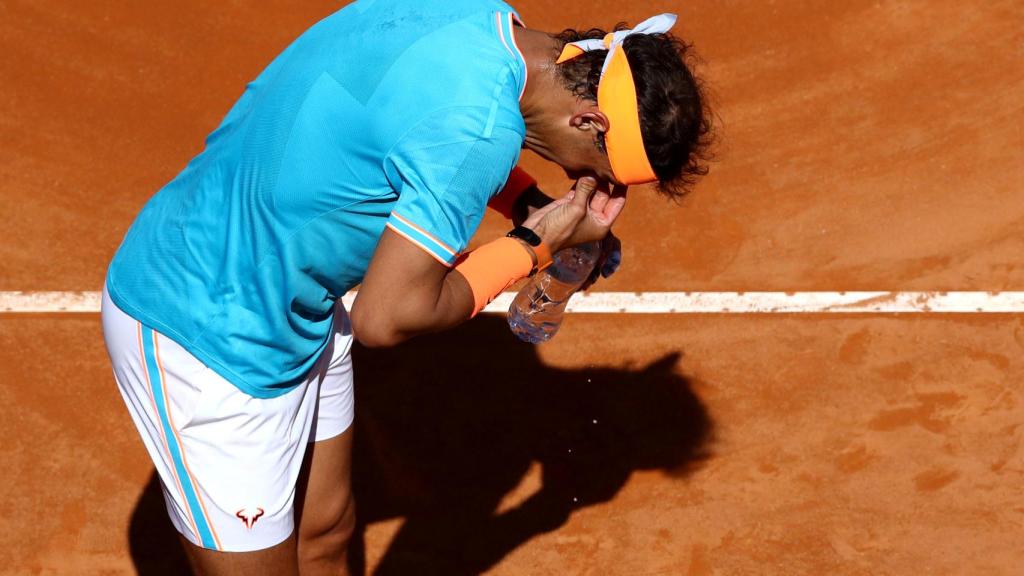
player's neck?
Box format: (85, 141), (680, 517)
(514, 28), (573, 156)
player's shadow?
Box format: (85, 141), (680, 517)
(128, 472), (191, 575)
(348, 315), (714, 575)
(126, 315), (714, 575)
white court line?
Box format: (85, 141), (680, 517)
(2, 291), (1023, 314)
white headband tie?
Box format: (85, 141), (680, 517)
(559, 13), (678, 77)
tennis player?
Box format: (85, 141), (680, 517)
(102, 1), (711, 573)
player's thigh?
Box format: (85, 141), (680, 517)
(296, 428), (356, 543)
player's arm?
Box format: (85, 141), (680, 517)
(488, 167), (555, 226)
(350, 177), (620, 348)
(349, 227), (473, 348)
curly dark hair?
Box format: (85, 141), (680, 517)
(554, 25), (714, 199)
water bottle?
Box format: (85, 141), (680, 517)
(507, 240), (601, 343)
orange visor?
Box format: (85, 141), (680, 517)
(556, 14), (677, 185)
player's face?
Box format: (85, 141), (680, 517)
(557, 107), (617, 185)
(557, 130), (617, 186)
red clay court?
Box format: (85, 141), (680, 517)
(2, 0), (1023, 574)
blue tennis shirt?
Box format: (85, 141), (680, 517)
(107, 0), (528, 397)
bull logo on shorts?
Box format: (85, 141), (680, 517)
(236, 507), (265, 530)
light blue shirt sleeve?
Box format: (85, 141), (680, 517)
(385, 110), (523, 266)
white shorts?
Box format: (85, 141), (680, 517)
(101, 287), (354, 552)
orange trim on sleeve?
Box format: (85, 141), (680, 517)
(390, 212), (457, 257)
(385, 223), (455, 268)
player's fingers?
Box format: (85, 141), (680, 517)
(595, 184), (627, 224)
(571, 177), (597, 212)
(589, 188), (610, 214)
(588, 193), (626, 227)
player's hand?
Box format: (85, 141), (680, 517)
(524, 177), (627, 253)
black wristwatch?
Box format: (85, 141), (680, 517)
(507, 225), (543, 248)
(506, 226), (551, 276)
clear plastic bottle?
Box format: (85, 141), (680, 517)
(507, 241), (601, 343)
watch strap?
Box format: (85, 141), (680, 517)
(507, 226), (542, 246)
(506, 226), (553, 276)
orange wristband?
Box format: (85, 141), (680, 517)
(453, 237), (535, 317)
(487, 167), (537, 219)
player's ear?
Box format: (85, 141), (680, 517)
(570, 108), (610, 135)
